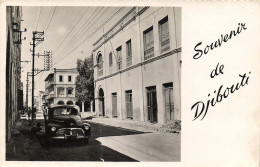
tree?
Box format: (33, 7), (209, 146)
(75, 57), (94, 111)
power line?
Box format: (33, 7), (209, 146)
(36, 7), (56, 83)
(53, 7), (110, 65)
(54, 7), (123, 67)
(53, 7), (89, 55)
(38, 7), (54, 55)
(45, 7), (57, 32)
(53, 7), (126, 67)
(54, 7), (102, 59)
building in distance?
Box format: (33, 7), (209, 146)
(44, 68), (78, 106)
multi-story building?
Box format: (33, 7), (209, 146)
(93, 7), (181, 124)
(44, 68), (78, 106)
(6, 6), (25, 141)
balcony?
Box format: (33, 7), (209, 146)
(46, 81), (54, 89)
(46, 94), (54, 100)
(46, 91), (54, 100)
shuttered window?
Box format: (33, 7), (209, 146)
(126, 40), (132, 66)
(143, 27), (154, 60)
(159, 16), (170, 53)
(116, 46), (122, 70)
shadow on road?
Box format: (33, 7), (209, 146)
(32, 119), (146, 161)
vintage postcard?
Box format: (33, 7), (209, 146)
(0, 0), (259, 167)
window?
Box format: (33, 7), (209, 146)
(143, 26), (154, 60)
(109, 52), (113, 66)
(159, 16), (170, 53)
(97, 54), (103, 77)
(68, 76), (72, 82)
(67, 88), (73, 95)
(57, 87), (65, 96)
(59, 75), (63, 82)
(126, 40), (132, 66)
(116, 46), (122, 70)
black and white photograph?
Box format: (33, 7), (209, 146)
(5, 6), (181, 161)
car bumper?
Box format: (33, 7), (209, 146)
(50, 135), (90, 140)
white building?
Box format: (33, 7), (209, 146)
(44, 68), (78, 105)
(93, 7), (181, 124)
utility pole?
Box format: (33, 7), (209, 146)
(26, 72), (31, 108)
(26, 75), (29, 108)
(30, 31), (44, 122)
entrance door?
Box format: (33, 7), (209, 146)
(98, 88), (105, 116)
(147, 87), (157, 123)
(164, 83), (174, 122)
(125, 90), (133, 119)
(99, 98), (105, 116)
(112, 93), (117, 117)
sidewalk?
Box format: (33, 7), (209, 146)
(88, 117), (181, 161)
(6, 116), (48, 160)
(86, 117), (181, 134)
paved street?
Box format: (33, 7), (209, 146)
(6, 113), (180, 161)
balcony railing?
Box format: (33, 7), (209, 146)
(46, 94), (54, 99)
(46, 81), (54, 88)
(126, 56), (132, 67)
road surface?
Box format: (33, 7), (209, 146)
(7, 114), (180, 161)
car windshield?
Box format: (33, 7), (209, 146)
(53, 107), (78, 116)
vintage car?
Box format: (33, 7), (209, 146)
(44, 105), (91, 144)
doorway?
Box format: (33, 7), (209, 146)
(125, 90), (133, 119)
(163, 82), (174, 122)
(146, 86), (158, 123)
(111, 93), (117, 117)
(98, 88), (105, 116)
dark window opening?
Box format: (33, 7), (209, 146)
(59, 75), (63, 82)
(116, 46), (122, 70)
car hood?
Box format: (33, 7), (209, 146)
(52, 115), (83, 126)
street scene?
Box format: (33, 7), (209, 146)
(6, 6), (182, 161)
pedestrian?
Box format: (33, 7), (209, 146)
(43, 106), (48, 121)
(32, 106), (36, 122)
(28, 107), (31, 120)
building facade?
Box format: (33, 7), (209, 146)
(93, 7), (181, 124)
(44, 68), (78, 106)
(6, 6), (25, 141)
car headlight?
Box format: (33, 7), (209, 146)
(51, 127), (56, 131)
(84, 125), (90, 130)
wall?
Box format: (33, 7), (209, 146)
(53, 68), (78, 105)
(6, 6), (23, 141)
(94, 7), (181, 124)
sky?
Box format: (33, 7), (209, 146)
(20, 6), (132, 105)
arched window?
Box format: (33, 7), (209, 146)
(57, 101), (64, 105)
(97, 53), (103, 76)
(67, 101), (73, 105)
